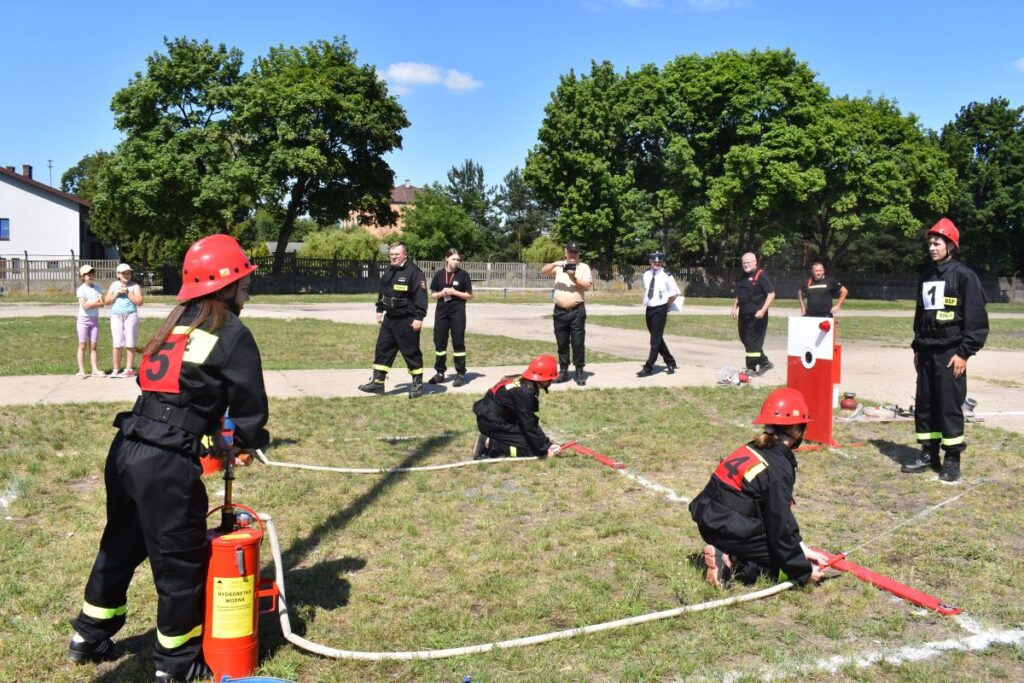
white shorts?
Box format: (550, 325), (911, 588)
(110, 312), (140, 348)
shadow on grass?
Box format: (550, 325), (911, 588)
(93, 631), (155, 683)
(261, 432), (456, 656)
(870, 439), (920, 467)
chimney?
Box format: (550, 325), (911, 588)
(5, 166), (14, 173)
(404, 179), (411, 188)
(22, 164), (33, 179)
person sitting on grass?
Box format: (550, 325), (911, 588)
(689, 387), (829, 588)
(472, 354), (562, 459)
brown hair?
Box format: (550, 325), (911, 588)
(140, 295), (232, 357)
(445, 248), (461, 259)
(752, 424), (805, 449)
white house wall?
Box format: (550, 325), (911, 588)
(0, 175), (81, 256)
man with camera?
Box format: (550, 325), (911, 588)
(541, 241), (593, 385)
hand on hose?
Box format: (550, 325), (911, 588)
(547, 444), (562, 458)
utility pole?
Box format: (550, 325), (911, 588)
(47, 159), (53, 186)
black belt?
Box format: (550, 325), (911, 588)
(132, 396), (210, 436)
(380, 296), (408, 308)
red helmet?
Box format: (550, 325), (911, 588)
(523, 355), (559, 382)
(753, 388), (812, 425)
(176, 234), (257, 302)
(926, 218), (960, 249)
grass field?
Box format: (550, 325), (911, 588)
(588, 313), (1024, 351)
(0, 317), (624, 376)
(2, 386), (1022, 682)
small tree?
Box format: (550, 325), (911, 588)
(299, 227), (381, 260)
(401, 185), (481, 260)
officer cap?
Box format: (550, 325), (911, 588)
(648, 251), (665, 261)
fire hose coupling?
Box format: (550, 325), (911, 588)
(550, 444), (561, 456)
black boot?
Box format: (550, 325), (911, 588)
(938, 453), (961, 483)
(358, 369), (386, 394)
(408, 377), (424, 399)
(554, 367), (570, 383)
(68, 634), (117, 664)
(901, 446), (940, 473)
(472, 433), (488, 459)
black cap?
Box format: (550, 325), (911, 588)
(565, 240), (581, 252)
(648, 250), (665, 261)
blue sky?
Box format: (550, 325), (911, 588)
(3, 0), (1022, 191)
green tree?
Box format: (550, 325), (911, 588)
(494, 166), (552, 259)
(235, 37), (409, 274)
(299, 226), (381, 260)
(90, 37), (250, 266)
(400, 184), (480, 260)
(60, 151), (111, 200)
(521, 235), (563, 264)
(788, 96), (955, 269)
(941, 98), (1024, 275)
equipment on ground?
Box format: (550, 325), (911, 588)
(716, 366), (750, 385)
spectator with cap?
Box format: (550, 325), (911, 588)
(540, 241), (593, 385)
(104, 263), (144, 378)
(75, 264), (105, 378)
(637, 250), (680, 377)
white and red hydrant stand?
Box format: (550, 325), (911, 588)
(786, 316), (842, 447)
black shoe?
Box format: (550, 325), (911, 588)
(938, 455), (961, 483)
(554, 370), (570, 384)
(473, 434), (488, 459)
(574, 374), (587, 386)
(758, 360), (774, 375)
(666, 364), (677, 375)
(428, 372), (445, 384)
(408, 382), (424, 399)
(900, 453), (935, 473)
(452, 374), (467, 387)
(637, 367), (653, 377)
(154, 658), (213, 682)
(68, 634), (117, 664)
(358, 381), (385, 395)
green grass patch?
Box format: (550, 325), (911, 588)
(589, 313), (1024, 350)
(0, 316), (623, 376)
(2, 388), (1022, 681)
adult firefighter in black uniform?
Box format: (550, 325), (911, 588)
(428, 247), (474, 387)
(689, 388), (828, 588)
(730, 252), (776, 376)
(472, 354), (562, 459)
(901, 218), (989, 483)
(69, 234), (270, 683)
(358, 242), (429, 398)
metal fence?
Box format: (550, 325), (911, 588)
(0, 253), (160, 294)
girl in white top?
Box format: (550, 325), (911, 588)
(75, 265), (105, 377)
(104, 263), (144, 377)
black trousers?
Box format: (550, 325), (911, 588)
(476, 414), (543, 457)
(643, 304), (675, 369)
(738, 312), (769, 370)
(553, 304), (586, 370)
(915, 346), (967, 455)
(694, 518), (783, 585)
(71, 433), (208, 678)
(433, 309), (467, 375)
(373, 313), (424, 377)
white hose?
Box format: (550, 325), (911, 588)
(254, 448), (537, 474)
(259, 512), (794, 661)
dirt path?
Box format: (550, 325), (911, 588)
(2, 302), (1021, 433)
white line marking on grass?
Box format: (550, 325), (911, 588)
(618, 469), (690, 504)
(716, 627), (1024, 681)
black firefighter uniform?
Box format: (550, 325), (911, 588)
(735, 267), (775, 372)
(912, 257), (989, 456)
(473, 377), (553, 458)
(71, 304), (270, 677)
(368, 259), (429, 385)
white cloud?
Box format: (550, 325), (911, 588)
(384, 62), (482, 94)
(688, 0), (742, 9)
(1013, 57), (1024, 72)
(443, 69), (482, 91)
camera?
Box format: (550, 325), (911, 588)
(564, 262), (577, 272)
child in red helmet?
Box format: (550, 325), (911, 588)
(901, 218), (988, 483)
(69, 234), (270, 683)
(472, 354), (562, 459)
(689, 388), (829, 588)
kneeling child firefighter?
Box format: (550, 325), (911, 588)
(689, 388), (828, 588)
(472, 354), (562, 459)
(68, 234), (270, 683)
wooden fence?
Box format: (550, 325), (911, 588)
(0, 253), (159, 294)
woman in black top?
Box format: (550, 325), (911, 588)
(428, 248), (474, 386)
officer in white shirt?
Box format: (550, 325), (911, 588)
(637, 251), (681, 377)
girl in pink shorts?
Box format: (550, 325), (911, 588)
(105, 263), (144, 378)
(76, 265), (104, 377)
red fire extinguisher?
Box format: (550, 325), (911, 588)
(203, 415), (279, 681)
